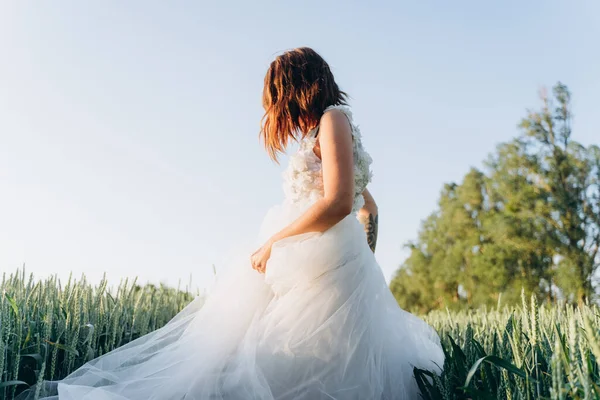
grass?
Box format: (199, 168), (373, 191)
(420, 294), (600, 399)
(2, 269), (600, 399)
(0, 269), (197, 400)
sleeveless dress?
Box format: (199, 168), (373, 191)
(18, 105), (444, 400)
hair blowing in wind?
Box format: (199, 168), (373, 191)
(260, 47), (348, 161)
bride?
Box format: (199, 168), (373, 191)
(19, 47), (444, 400)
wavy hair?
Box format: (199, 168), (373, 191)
(261, 47), (348, 161)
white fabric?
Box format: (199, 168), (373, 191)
(283, 105), (373, 212)
(18, 105), (444, 400)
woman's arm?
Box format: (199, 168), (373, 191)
(357, 188), (378, 252)
(251, 109), (355, 273)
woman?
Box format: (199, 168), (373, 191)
(19, 47), (443, 400)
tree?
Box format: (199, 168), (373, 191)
(519, 84), (600, 303)
(391, 83), (599, 312)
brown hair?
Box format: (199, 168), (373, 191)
(261, 47), (348, 161)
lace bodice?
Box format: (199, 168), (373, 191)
(282, 105), (373, 212)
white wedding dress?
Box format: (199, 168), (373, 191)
(19, 105), (444, 400)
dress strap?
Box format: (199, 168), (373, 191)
(323, 104), (353, 123)
(311, 104), (357, 147)
(322, 104), (361, 142)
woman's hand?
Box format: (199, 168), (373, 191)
(251, 240), (273, 274)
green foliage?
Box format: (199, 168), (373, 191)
(420, 293), (600, 399)
(0, 268), (198, 400)
(391, 83), (600, 312)
(3, 271), (600, 399)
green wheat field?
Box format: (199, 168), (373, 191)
(1, 269), (600, 400)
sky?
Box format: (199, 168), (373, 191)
(1, 1), (598, 293)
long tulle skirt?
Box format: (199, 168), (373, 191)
(18, 200), (444, 399)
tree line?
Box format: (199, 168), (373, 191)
(390, 83), (600, 313)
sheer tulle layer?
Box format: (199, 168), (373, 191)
(18, 200), (444, 400)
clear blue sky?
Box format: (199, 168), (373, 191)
(1, 1), (598, 292)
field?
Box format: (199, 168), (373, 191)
(423, 301), (600, 399)
(2, 269), (600, 400)
(0, 270), (197, 400)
